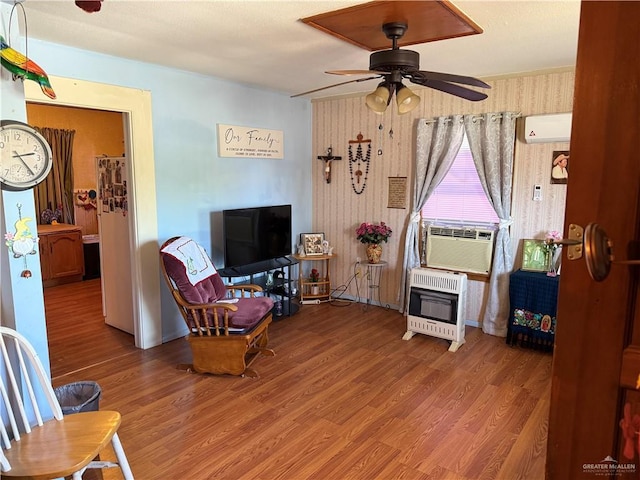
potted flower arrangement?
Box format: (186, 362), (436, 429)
(310, 268), (320, 295)
(356, 222), (392, 264)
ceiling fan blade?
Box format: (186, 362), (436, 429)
(326, 70), (378, 76)
(291, 76), (381, 98)
(412, 70), (490, 89)
(409, 77), (488, 101)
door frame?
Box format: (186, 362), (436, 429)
(25, 76), (162, 349)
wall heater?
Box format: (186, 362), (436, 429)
(403, 267), (468, 352)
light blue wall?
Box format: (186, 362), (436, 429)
(1, 5), (51, 372)
(16, 39), (313, 343)
(1, 5), (54, 425)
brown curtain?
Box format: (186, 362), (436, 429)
(34, 127), (75, 225)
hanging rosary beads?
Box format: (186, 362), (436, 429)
(348, 133), (372, 195)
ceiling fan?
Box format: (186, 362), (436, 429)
(292, 22), (490, 114)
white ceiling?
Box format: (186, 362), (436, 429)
(17, 0), (581, 100)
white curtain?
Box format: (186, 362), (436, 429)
(398, 115), (464, 313)
(464, 112), (518, 336)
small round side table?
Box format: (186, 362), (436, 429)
(364, 261), (387, 310)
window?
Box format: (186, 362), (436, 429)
(421, 134), (499, 224)
(421, 134), (499, 275)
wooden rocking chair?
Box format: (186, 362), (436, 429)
(160, 236), (275, 377)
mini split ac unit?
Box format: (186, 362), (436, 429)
(425, 225), (495, 275)
(523, 113), (572, 143)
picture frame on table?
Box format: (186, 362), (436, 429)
(521, 239), (549, 272)
(301, 233), (324, 256)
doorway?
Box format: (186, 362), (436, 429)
(27, 103), (137, 376)
(24, 75), (162, 352)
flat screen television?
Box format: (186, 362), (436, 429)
(222, 204), (292, 269)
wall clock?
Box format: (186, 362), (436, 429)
(0, 120), (53, 191)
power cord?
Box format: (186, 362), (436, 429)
(329, 261), (363, 307)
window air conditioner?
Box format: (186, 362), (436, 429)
(523, 113), (572, 144)
(425, 225), (495, 275)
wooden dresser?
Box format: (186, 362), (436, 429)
(38, 224), (84, 287)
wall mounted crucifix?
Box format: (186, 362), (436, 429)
(317, 146), (342, 184)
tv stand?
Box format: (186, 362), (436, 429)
(219, 257), (299, 318)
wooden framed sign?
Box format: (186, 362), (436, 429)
(387, 176), (407, 209)
(217, 124), (284, 159)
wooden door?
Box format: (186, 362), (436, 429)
(96, 156), (134, 335)
(547, 2), (640, 478)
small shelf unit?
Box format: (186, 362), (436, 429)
(292, 253), (335, 303)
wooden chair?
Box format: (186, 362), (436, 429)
(0, 326), (133, 479)
(0, 448), (10, 474)
(160, 236), (275, 377)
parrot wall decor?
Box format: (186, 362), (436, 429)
(0, 34), (56, 99)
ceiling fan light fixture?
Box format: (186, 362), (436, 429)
(396, 83), (420, 115)
(365, 83), (391, 114)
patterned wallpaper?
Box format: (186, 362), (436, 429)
(311, 70), (574, 325)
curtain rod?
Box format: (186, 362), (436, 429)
(423, 112), (521, 124)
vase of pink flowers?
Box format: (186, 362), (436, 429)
(356, 222), (392, 264)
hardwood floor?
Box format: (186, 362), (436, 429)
(46, 283), (551, 479)
(44, 279), (137, 379)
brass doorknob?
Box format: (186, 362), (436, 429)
(554, 223), (640, 282)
